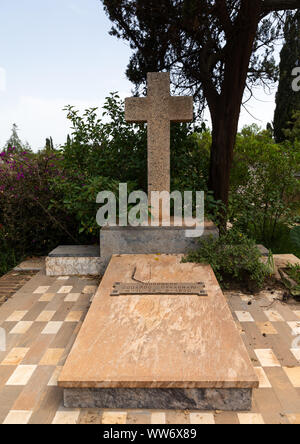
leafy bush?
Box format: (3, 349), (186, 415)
(62, 94), (148, 190)
(52, 175), (136, 236)
(286, 263), (300, 285)
(63, 93), (210, 194)
(2, 99), (299, 279)
(0, 95), (212, 270)
(171, 129), (211, 194)
(61, 93), (214, 230)
(290, 226), (300, 252)
(230, 125), (300, 248)
(260, 222), (300, 259)
(0, 148), (80, 258)
(0, 226), (17, 276)
(183, 229), (268, 291)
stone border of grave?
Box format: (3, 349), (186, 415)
(46, 245), (108, 277)
(45, 242), (273, 278)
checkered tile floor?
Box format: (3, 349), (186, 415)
(0, 271), (299, 424)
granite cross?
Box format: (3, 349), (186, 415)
(125, 72), (193, 196)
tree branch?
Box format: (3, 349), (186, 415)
(262, 0), (300, 12)
(214, 0), (233, 36)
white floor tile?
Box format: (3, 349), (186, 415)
(101, 411), (127, 425)
(64, 293), (80, 302)
(264, 310), (284, 322)
(3, 410), (32, 424)
(151, 412), (166, 424)
(57, 286), (73, 294)
(254, 349), (280, 367)
(34, 286), (50, 294)
(288, 321), (300, 336)
(36, 311), (56, 322)
(6, 311), (28, 322)
(52, 409), (80, 424)
(254, 367), (272, 388)
(291, 349), (300, 361)
(82, 286), (97, 294)
(9, 321), (33, 335)
(6, 365), (37, 385)
(41, 322), (63, 335)
(235, 311), (254, 322)
(238, 413), (264, 424)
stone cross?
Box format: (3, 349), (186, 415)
(125, 72), (193, 196)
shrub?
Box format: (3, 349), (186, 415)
(230, 125), (300, 247)
(51, 175), (136, 236)
(286, 263), (300, 285)
(171, 128), (211, 194)
(61, 93), (214, 226)
(63, 93), (209, 194)
(0, 148), (79, 258)
(183, 229), (268, 291)
(0, 226), (17, 276)
(290, 226), (300, 252)
(62, 94), (148, 191)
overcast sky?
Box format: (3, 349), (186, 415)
(0, 0), (281, 151)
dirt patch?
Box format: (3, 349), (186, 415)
(0, 270), (38, 307)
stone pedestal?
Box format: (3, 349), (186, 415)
(100, 219), (218, 259)
(45, 221), (218, 276)
(63, 388), (252, 411)
(58, 254), (258, 411)
(46, 245), (108, 277)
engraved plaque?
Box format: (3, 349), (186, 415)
(111, 282), (208, 297)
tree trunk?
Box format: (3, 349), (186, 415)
(208, 0), (262, 229)
(209, 116), (237, 208)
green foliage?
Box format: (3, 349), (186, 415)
(0, 149), (79, 259)
(230, 125), (300, 248)
(101, 1), (283, 113)
(0, 93), (212, 272)
(3, 123), (31, 153)
(183, 230), (268, 291)
(0, 227), (17, 277)
(171, 129), (210, 193)
(286, 263), (300, 285)
(262, 222), (300, 259)
(63, 93), (205, 193)
(45, 137), (55, 151)
(265, 250), (275, 277)
(61, 94), (216, 229)
(284, 111), (300, 142)
(290, 225), (300, 253)
(2, 94), (300, 280)
(62, 93), (148, 190)
(52, 175), (135, 237)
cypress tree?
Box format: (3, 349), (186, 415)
(3, 123), (31, 153)
(274, 10), (300, 143)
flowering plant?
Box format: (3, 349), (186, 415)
(0, 147), (78, 258)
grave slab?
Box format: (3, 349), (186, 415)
(58, 254), (258, 410)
